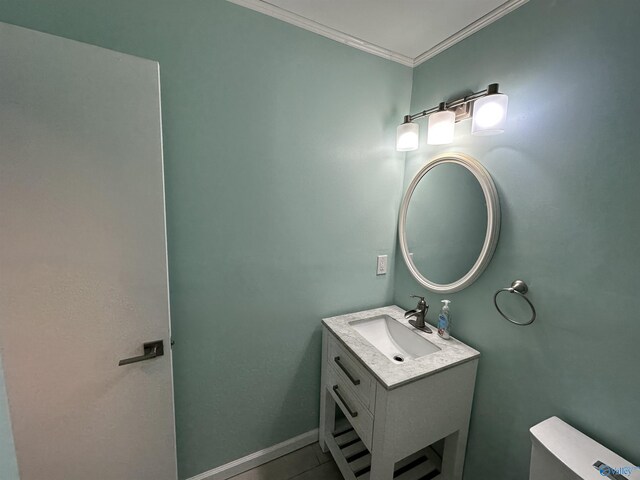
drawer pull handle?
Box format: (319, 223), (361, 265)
(334, 356), (360, 385)
(332, 385), (358, 418)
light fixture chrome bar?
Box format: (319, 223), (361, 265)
(404, 83), (499, 123)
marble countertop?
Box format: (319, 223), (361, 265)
(322, 305), (480, 390)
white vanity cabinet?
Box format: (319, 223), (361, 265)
(319, 306), (479, 480)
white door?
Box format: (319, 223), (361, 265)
(0, 22), (177, 480)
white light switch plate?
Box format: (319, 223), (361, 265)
(376, 255), (388, 275)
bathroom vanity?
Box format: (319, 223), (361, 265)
(319, 306), (479, 480)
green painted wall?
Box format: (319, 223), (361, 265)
(394, 0), (640, 477)
(0, 1), (411, 477)
(4, 0), (637, 478)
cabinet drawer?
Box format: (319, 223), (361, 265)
(327, 333), (375, 411)
(326, 367), (374, 451)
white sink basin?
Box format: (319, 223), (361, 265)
(349, 315), (440, 364)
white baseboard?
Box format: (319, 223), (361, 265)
(186, 429), (319, 480)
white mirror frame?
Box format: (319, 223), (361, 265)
(398, 152), (501, 293)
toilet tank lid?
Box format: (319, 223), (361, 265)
(530, 417), (640, 479)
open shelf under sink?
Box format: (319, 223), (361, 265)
(327, 420), (442, 480)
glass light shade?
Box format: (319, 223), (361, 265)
(427, 110), (455, 145)
(396, 122), (419, 151)
(472, 93), (508, 135)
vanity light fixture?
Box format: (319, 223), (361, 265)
(471, 85), (509, 135)
(427, 102), (455, 145)
(396, 116), (420, 151)
(396, 83), (508, 151)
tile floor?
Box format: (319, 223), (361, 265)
(229, 443), (342, 480)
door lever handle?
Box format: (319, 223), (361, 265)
(118, 340), (164, 366)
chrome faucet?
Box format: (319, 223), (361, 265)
(405, 295), (432, 333)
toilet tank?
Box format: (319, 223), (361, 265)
(529, 417), (639, 480)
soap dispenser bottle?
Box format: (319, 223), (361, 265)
(437, 300), (451, 339)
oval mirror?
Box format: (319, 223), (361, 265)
(398, 153), (500, 293)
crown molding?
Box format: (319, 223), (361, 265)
(226, 0), (529, 68)
(413, 0), (529, 67)
(225, 0), (414, 66)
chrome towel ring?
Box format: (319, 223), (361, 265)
(493, 280), (536, 326)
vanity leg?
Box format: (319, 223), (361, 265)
(369, 452), (396, 480)
(318, 387), (335, 452)
(440, 429), (468, 480)
(318, 329), (333, 453)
